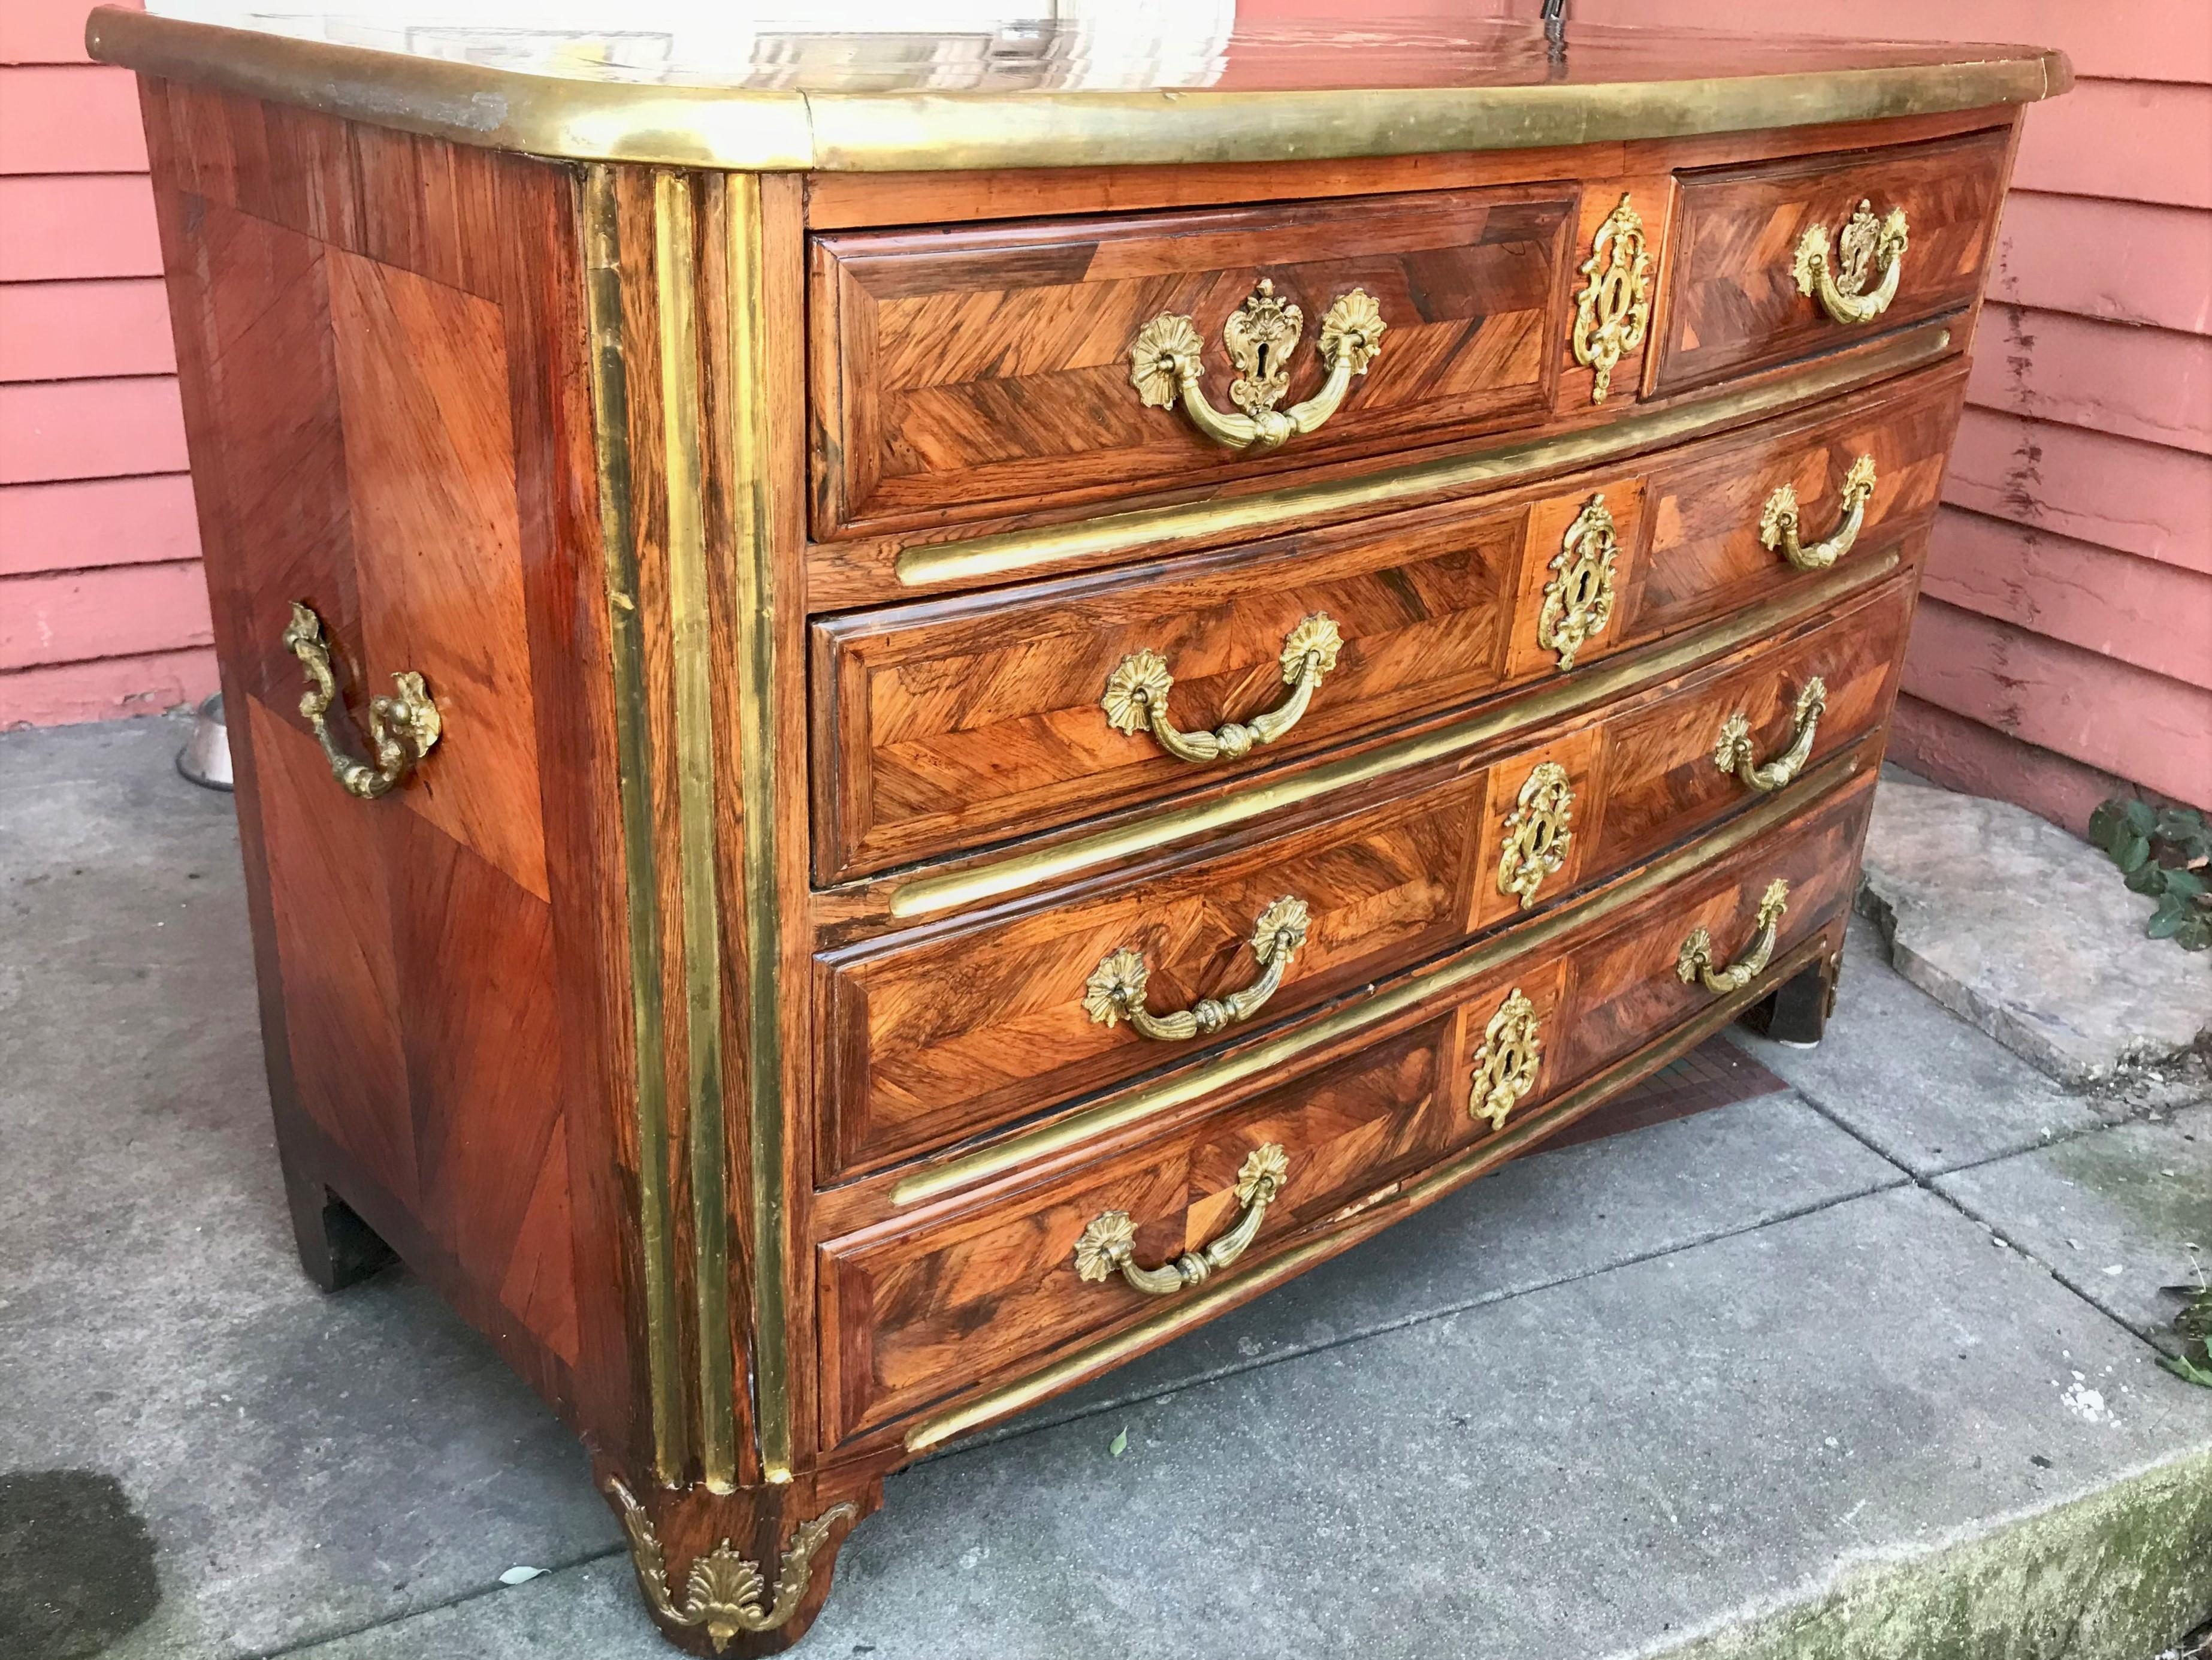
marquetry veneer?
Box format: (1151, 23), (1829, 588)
(97, 6), (2065, 1651)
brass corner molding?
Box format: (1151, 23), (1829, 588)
(86, 10), (2067, 173)
(608, 1477), (856, 1653)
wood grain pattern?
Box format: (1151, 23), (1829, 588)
(809, 186), (1575, 538)
(1655, 126), (2012, 396)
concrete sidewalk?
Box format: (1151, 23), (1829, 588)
(4, 714), (2208, 1660)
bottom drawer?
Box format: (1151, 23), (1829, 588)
(817, 763), (1878, 1448)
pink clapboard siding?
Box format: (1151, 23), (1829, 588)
(1521, 0), (2212, 824)
(0, 0), (217, 728)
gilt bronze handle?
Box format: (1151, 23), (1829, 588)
(1793, 199), (1909, 325)
(1083, 896), (1310, 1043)
(1102, 614), (1342, 763)
(1073, 1143), (1290, 1296)
(1129, 280), (1385, 452)
(1676, 879), (1791, 995)
(1760, 454), (1877, 572)
(280, 601), (441, 799)
(1712, 678), (1828, 793)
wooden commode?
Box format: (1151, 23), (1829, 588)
(90, 6), (2068, 1650)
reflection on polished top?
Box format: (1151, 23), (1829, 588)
(88, 1), (2071, 171)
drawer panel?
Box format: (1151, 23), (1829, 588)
(809, 186), (1576, 538)
(817, 570), (1910, 1183)
(818, 769), (1876, 1446)
(1654, 128), (2011, 396)
(811, 498), (1525, 882)
(814, 362), (1960, 883)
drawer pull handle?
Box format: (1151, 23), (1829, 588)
(1794, 199), (1909, 325)
(1676, 879), (1791, 994)
(1074, 1143), (1290, 1295)
(1083, 896), (1311, 1043)
(1129, 280), (1385, 452)
(1469, 987), (1545, 1132)
(280, 602), (442, 799)
(1713, 678), (1828, 793)
(1102, 614), (1343, 763)
(1760, 454), (1878, 572)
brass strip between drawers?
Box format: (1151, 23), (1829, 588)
(724, 173), (797, 1483)
(891, 740), (1873, 1210)
(902, 925), (1835, 1453)
(582, 165), (682, 1482)
(654, 173), (739, 1490)
(889, 545), (1902, 922)
(893, 323), (1951, 590)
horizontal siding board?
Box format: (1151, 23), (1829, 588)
(1901, 597), (2212, 808)
(0, 558), (212, 671)
(0, 65), (148, 175)
(1945, 409), (2212, 572)
(0, 645), (217, 727)
(1991, 194), (2212, 336)
(0, 176), (162, 280)
(0, 375), (188, 484)
(1924, 506), (2212, 687)
(2013, 80), (2212, 209)
(1968, 305), (2212, 457)
(0, 474), (201, 578)
(1524, 0), (2211, 83)
(1888, 692), (2137, 841)
(0, 279), (177, 380)
(1, 0), (141, 67)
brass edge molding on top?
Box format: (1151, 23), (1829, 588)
(895, 322), (1954, 590)
(581, 164), (684, 1481)
(887, 544), (1903, 922)
(724, 174), (797, 1482)
(902, 924), (1838, 1453)
(84, 11), (2067, 172)
(653, 173), (739, 1491)
(890, 737), (1876, 1209)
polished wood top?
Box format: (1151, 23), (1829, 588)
(90, 3), (2068, 172)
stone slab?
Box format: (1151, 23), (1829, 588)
(1936, 1103), (2212, 1351)
(1857, 779), (2212, 1087)
(1730, 915), (2107, 1178)
(282, 1187), (2212, 1660)
(0, 719), (620, 1660)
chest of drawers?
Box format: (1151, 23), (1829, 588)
(94, 6), (2067, 1650)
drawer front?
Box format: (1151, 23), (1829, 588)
(811, 498), (1525, 882)
(809, 186), (1575, 538)
(817, 569), (1910, 1182)
(1654, 128), (2011, 396)
(815, 362), (1959, 882)
(1627, 364), (1960, 645)
(818, 770), (1876, 1446)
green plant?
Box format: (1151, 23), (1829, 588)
(2162, 1255), (2212, 1390)
(2086, 799), (2211, 952)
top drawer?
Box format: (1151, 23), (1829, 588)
(1653, 128), (2011, 397)
(808, 186), (1575, 539)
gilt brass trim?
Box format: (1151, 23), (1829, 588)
(582, 165), (683, 1481)
(903, 927), (1838, 1452)
(1570, 193), (1652, 405)
(654, 174), (739, 1491)
(1073, 1143), (1289, 1296)
(1129, 283), (1385, 452)
(889, 546), (1902, 923)
(607, 1476), (856, 1651)
(279, 601), (440, 798)
(723, 174), (796, 1481)
(84, 13), (2064, 172)
(891, 740), (1875, 1208)
(895, 322), (1953, 590)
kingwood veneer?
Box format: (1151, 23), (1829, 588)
(92, 5), (2067, 1650)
